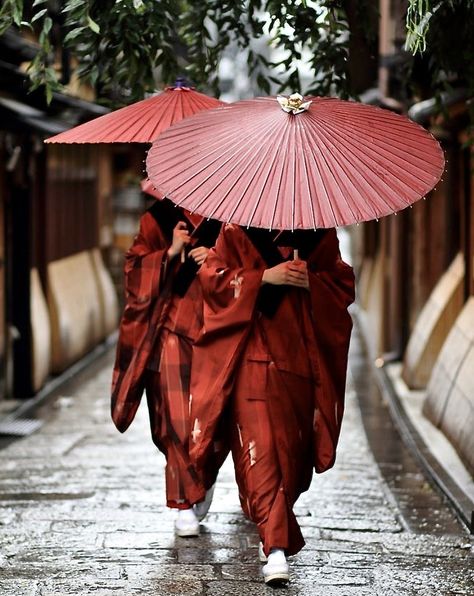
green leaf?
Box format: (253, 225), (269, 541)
(42, 16), (52, 35)
(32, 0), (47, 6)
(11, 0), (24, 26)
(62, 0), (86, 13)
(32, 8), (48, 22)
(0, 19), (13, 36)
(87, 15), (100, 34)
(63, 26), (86, 43)
(256, 73), (271, 94)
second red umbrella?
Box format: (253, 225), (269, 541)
(45, 79), (224, 144)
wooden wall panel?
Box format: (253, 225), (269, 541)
(44, 144), (99, 264)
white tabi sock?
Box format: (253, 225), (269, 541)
(267, 548), (286, 565)
(177, 508), (198, 523)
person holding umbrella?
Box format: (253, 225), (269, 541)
(45, 81), (227, 536)
(145, 93), (444, 584)
(111, 196), (222, 537)
(189, 224), (354, 583)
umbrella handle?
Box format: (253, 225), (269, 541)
(181, 248), (186, 263)
(293, 249), (299, 261)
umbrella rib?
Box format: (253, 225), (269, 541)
(268, 126), (293, 231)
(219, 120), (286, 226)
(161, 115), (281, 206)
(317, 100), (433, 140)
(307, 100), (413, 225)
(302, 120), (361, 225)
(294, 117), (317, 230)
(67, 94), (166, 143)
(340, 119), (436, 148)
(309, 113), (438, 207)
(311, 111), (441, 193)
(305, 119), (399, 219)
(307, 117), (400, 215)
(243, 120), (294, 228)
(324, 111), (439, 168)
(320, 110), (443, 178)
(155, 111), (279, 180)
(84, 95), (166, 142)
(331, 104), (433, 140)
(127, 101), (170, 142)
(298, 136), (338, 227)
(189, 117), (284, 220)
(149, 113), (276, 179)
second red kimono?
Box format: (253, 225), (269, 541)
(111, 199), (221, 508)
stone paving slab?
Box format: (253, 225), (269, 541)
(0, 349), (473, 595)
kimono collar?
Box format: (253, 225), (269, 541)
(147, 198), (202, 243)
(242, 226), (329, 319)
(242, 227), (328, 266)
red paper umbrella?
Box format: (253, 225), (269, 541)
(140, 177), (164, 199)
(45, 81), (224, 144)
(140, 178), (202, 229)
(146, 95), (445, 229)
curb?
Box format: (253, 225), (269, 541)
(353, 311), (474, 534)
(374, 363), (474, 534)
(0, 332), (117, 430)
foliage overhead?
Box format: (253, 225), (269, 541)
(0, 0), (370, 104)
(0, 0), (472, 107)
(405, 0), (474, 98)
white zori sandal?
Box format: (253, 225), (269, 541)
(262, 548), (290, 586)
(174, 508), (200, 537)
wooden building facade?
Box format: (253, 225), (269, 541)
(0, 29), (123, 401)
(355, 1), (474, 474)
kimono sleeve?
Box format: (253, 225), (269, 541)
(190, 225), (265, 471)
(197, 224), (265, 340)
(306, 230), (355, 473)
(123, 211), (171, 306)
(111, 211), (171, 433)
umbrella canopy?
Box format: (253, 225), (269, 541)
(146, 95), (445, 229)
(140, 178), (203, 230)
(45, 82), (224, 144)
(140, 177), (164, 200)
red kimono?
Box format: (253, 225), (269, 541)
(190, 224), (355, 554)
(111, 199), (220, 508)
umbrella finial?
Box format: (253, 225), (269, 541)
(277, 93), (312, 114)
(172, 76), (193, 90)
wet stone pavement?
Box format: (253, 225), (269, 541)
(0, 329), (473, 596)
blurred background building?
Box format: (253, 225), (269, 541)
(0, 26), (145, 403)
(352, 1), (473, 478)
